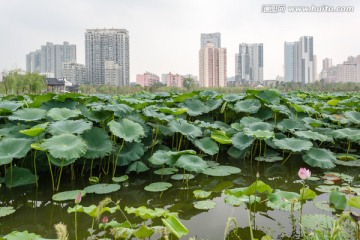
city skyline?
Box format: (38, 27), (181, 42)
(1, 0), (359, 82)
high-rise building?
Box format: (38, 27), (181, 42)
(199, 42), (227, 87)
(165, 72), (184, 88)
(62, 62), (86, 85)
(85, 28), (129, 86)
(313, 55), (318, 81)
(26, 41), (76, 78)
(320, 58), (332, 80)
(104, 61), (122, 86)
(201, 33), (221, 48)
(235, 43), (263, 84)
(284, 36), (314, 84)
(136, 72), (160, 87)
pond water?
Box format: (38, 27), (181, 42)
(1, 155), (359, 239)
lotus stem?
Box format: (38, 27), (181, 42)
(151, 127), (159, 155)
(282, 152), (292, 165)
(274, 112), (277, 125)
(10, 163), (13, 188)
(113, 139), (125, 178)
(46, 152), (55, 191)
(90, 158), (94, 177)
(346, 141), (351, 157)
(32, 150), (38, 188)
(74, 205), (78, 240)
(71, 163), (75, 180)
(56, 160), (65, 191)
(247, 208), (254, 240)
(299, 182), (305, 224)
(178, 134), (183, 151)
(81, 158), (86, 177)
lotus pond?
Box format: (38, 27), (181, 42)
(0, 90), (360, 239)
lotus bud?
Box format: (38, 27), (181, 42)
(75, 192), (82, 204)
(256, 172), (260, 178)
(102, 216), (109, 224)
(298, 168), (311, 180)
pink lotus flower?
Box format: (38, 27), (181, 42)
(102, 216), (109, 224)
(298, 168), (311, 180)
(75, 192), (82, 204)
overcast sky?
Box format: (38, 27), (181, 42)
(1, 0), (359, 81)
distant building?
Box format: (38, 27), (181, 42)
(324, 55), (360, 83)
(284, 36), (314, 84)
(62, 62), (86, 85)
(26, 41), (76, 78)
(136, 72), (160, 87)
(201, 32), (221, 48)
(85, 28), (129, 86)
(313, 55), (318, 81)
(199, 42), (227, 87)
(235, 43), (263, 84)
(320, 58), (332, 80)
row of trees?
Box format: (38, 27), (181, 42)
(1, 70), (46, 94)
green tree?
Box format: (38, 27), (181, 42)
(182, 77), (196, 91)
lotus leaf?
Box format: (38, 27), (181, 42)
(149, 150), (175, 166)
(206, 98), (223, 111)
(194, 200), (216, 210)
(43, 134), (87, 160)
(314, 201), (336, 212)
(348, 196), (360, 209)
(9, 108), (47, 121)
(84, 183), (120, 194)
(273, 138), (313, 152)
(115, 142), (145, 166)
(159, 107), (187, 115)
(144, 182), (172, 192)
(0, 206), (16, 217)
(48, 119), (92, 135)
(211, 130), (232, 144)
(344, 111), (360, 124)
(332, 128), (360, 142)
(299, 188), (317, 200)
(302, 148), (336, 169)
(154, 168), (178, 175)
(47, 107), (81, 120)
(194, 137), (219, 155)
(126, 161), (149, 173)
(265, 104), (291, 117)
(267, 190), (301, 211)
(315, 185), (339, 193)
(112, 175), (129, 183)
(329, 190), (346, 210)
(0, 101), (23, 112)
(277, 119), (306, 132)
(168, 119), (202, 138)
(52, 190), (86, 201)
(301, 214), (334, 231)
(193, 190), (212, 199)
(19, 123), (48, 137)
(108, 118), (145, 142)
(234, 98), (261, 114)
(255, 155), (283, 163)
(82, 127), (113, 159)
(133, 225), (154, 239)
(295, 130), (333, 142)
(203, 165), (241, 177)
(222, 94), (245, 102)
(161, 216), (189, 238)
(171, 174), (194, 180)
(0, 138), (32, 166)
(180, 99), (209, 116)
(2, 230), (42, 240)
(256, 90), (280, 104)
(175, 155), (207, 173)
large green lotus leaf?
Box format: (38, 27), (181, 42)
(108, 118), (145, 142)
(265, 104), (291, 117)
(0, 206), (16, 217)
(48, 154), (76, 167)
(180, 99), (209, 116)
(171, 174), (194, 180)
(329, 190), (347, 210)
(168, 119), (202, 138)
(332, 128), (360, 142)
(244, 129), (274, 140)
(162, 216), (189, 238)
(47, 107), (81, 120)
(84, 183), (120, 194)
(115, 142), (144, 166)
(0, 101), (23, 112)
(301, 214), (334, 231)
(277, 119), (306, 132)
(143, 105), (174, 122)
(302, 148), (336, 169)
(82, 127), (113, 159)
(112, 175), (129, 183)
(225, 195), (260, 207)
(256, 90), (280, 105)
(48, 119), (92, 135)
(239, 117), (263, 127)
(267, 190), (301, 211)
(0, 138), (32, 166)
(231, 132), (254, 150)
(315, 185), (339, 193)
(302, 117), (324, 128)
(194, 137), (219, 155)
(344, 111), (360, 124)
(335, 158), (360, 167)
(193, 190), (212, 199)
(80, 105), (113, 123)
(314, 201), (336, 212)
(211, 130), (232, 144)
(126, 161), (149, 173)
(148, 123), (174, 136)
(222, 94), (245, 102)
(245, 122), (273, 132)
(5, 167), (38, 188)
(234, 99), (261, 114)
(19, 123), (48, 137)
(149, 150), (179, 166)
(295, 130), (333, 142)
(348, 196), (360, 209)
(290, 103), (317, 115)
(203, 165), (241, 177)
(144, 182), (172, 192)
(2, 230), (42, 240)
(299, 187), (317, 201)
(133, 225), (154, 239)
(43, 134), (87, 160)
(9, 108), (47, 121)
(125, 206), (167, 219)
(273, 138), (313, 152)
(243, 180), (273, 196)
(154, 168), (178, 175)
(52, 190), (86, 201)
(194, 200), (216, 210)
(206, 98), (223, 112)
(199, 90), (219, 99)
(175, 155), (207, 173)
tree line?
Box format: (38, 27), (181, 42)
(1, 70), (46, 94)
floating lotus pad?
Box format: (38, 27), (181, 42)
(193, 190), (212, 199)
(0, 206), (16, 217)
(171, 174), (194, 180)
(144, 182), (172, 192)
(112, 175), (129, 183)
(203, 165), (241, 177)
(19, 123), (48, 137)
(154, 168), (178, 175)
(84, 183), (120, 194)
(194, 200), (216, 210)
(52, 190), (86, 201)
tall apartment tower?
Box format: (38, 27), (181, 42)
(284, 36), (314, 84)
(235, 43), (263, 84)
(26, 41), (76, 78)
(199, 42), (227, 87)
(201, 32), (221, 48)
(85, 28), (129, 86)
(62, 62), (86, 85)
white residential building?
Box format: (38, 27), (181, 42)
(235, 43), (263, 84)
